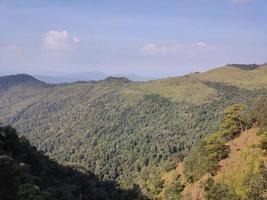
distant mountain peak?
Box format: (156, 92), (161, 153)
(0, 73), (46, 91)
(104, 76), (131, 83)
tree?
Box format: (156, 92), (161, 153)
(220, 104), (246, 140)
(184, 133), (229, 182)
(250, 97), (267, 134)
(17, 184), (54, 200)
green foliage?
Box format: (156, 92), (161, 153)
(1, 72), (267, 198)
(0, 125), (148, 200)
(243, 162), (267, 200)
(250, 97), (267, 134)
(17, 184), (53, 200)
(249, 97), (267, 153)
(220, 104), (246, 140)
(148, 174), (164, 196)
(184, 104), (248, 182)
(184, 133), (229, 182)
(203, 177), (241, 200)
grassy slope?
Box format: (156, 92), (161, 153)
(161, 128), (267, 200)
(214, 128), (266, 198)
(191, 64), (267, 90)
(122, 76), (216, 103)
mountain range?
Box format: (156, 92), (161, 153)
(0, 64), (267, 199)
(34, 71), (155, 84)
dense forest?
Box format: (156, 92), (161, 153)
(0, 64), (267, 199)
(0, 125), (148, 200)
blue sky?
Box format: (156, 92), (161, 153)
(0, 0), (266, 77)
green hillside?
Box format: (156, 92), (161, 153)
(0, 125), (148, 200)
(191, 64), (267, 90)
(0, 65), (267, 198)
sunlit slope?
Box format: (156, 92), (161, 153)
(213, 128), (266, 198)
(0, 75), (217, 127)
(191, 64), (267, 90)
(121, 76), (216, 104)
(161, 128), (266, 200)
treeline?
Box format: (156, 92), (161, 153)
(0, 125), (148, 200)
(228, 64), (260, 70)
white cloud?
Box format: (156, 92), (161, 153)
(141, 44), (168, 56)
(141, 42), (208, 56)
(195, 42), (208, 48)
(73, 37), (80, 43)
(43, 30), (80, 51)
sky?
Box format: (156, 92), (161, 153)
(0, 0), (267, 77)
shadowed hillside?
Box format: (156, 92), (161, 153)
(0, 125), (148, 200)
(0, 74), (47, 91)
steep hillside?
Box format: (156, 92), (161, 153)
(0, 65), (267, 198)
(0, 125), (148, 200)
(160, 104), (267, 200)
(178, 128), (266, 200)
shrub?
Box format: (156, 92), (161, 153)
(163, 173), (184, 200)
(243, 162), (267, 200)
(184, 134), (229, 182)
(202, 178), (240, 200)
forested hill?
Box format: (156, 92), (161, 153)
(0, 125), (148, 200)
(0, 64), (267, 198)
(0, 74), (47, 91)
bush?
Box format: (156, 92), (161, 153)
(184, 133), (229, 182)
(250, 97), (267, 133)
(163, 173), (184, 200)
(243, 162), (267, 200)
(202, 178), (240, 200)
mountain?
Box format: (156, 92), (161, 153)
(34, 71), (154, 84)
(0, 64), (267, 198)
(34, 71), (108, 84)
(0, 74), (46, 91)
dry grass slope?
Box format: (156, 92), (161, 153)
(161, 128), (267, 200)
